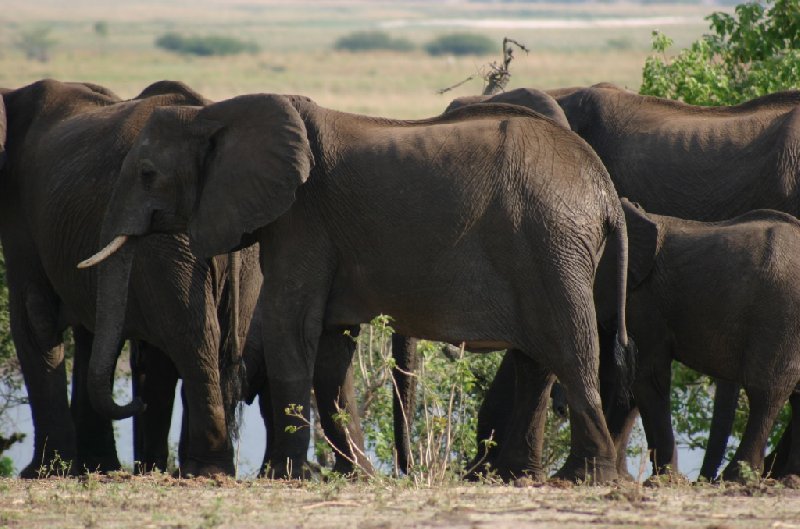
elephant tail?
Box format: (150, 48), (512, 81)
(610, 211), (637, 402)
(217, 251), (244, 442)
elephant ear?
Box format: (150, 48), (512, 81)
(620, 198), (660, 289)
(188, 94), (313, 258)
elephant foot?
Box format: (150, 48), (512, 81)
(19, 453), (77, 479)
(177, 456), (235, 478)
(331, 456), (374, 479)
(720, 460), (763, 484)
(260, 456), (321, 480)
(553, 455), (617, 484)
(74, 455), (122, 475)
(133, 458), (170, 475)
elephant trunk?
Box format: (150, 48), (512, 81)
(88, 237), (144, 420)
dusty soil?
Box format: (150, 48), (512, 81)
(2, 474), (800, 529)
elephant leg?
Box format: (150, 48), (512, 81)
(391, 334), (418, 475)
(722, 385), (790, 481)
(533, 291), (617, 483)
(492, 350), (552, 482)
(314, 327), (373, 476)
(605, 398), (638, 481)
(131, 341), (179, 473)
(261, 284), (330, 480)
(632, 354), (677, 475)
(778, 392), (800, 477)
(177, 345), (234, 477)
(597, 324), (638, 480)
(464, 351), (515, 479)
(7, 274), (74, 478)
(699, 380), (740, 481)
(71, 325), (120, 474)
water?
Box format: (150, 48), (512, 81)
(3, 379), (708, 480)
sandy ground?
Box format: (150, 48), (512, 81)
(2, 474), (800, 529)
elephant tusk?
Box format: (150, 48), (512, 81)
(77, 235), (129, 269)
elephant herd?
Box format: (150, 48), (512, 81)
(1, 78), (799, 484)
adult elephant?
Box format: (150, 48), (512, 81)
(456, 84), (800, 479)
(82, 95), (635, 483)
(389, 87), (574, 478)
(0, 79), (260, 477)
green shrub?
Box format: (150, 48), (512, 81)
(641, 0), (800, 105)
(0, 457), (13, 477)
(334, 31), (414, 52)
(155, 32), (259, 57)
(424, 33), (496, 56)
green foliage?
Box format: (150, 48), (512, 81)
(641, 0), (800, 105)
(345, 316), (568, 482)
(0, 457), (13, 477)
(333, 31), (414, 52)
(15, 27), (58, 62)
(155, 32), (259, 57)
(424, 33), (496, 56)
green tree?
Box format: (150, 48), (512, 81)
(641, 0), (800, 105)
(640, 0), (800, 462)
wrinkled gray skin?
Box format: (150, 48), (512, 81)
(390, 87), (573, 478)
(593, 199), (800, 480)
(93, 95), (634, 482)
(459, 84), (800, 480)
(444, 88), (571, 129)
(556, 84), (800, 479)
(0, 79), (260, 477)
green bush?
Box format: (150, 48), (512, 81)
(334, 31), (414, 52)
(155, 32), (259, 57)
(641, 0), (800, 105)
(424, 33), (496, 56)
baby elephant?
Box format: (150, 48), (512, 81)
(596, 199), (800, 480)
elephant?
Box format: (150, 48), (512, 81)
(451, 84), (800, 480)
(0, 78), (260, 477)
(82, 94), (636, 483)
(389, 86), (574, 478)
(240, 288), (375, 477)
(592, 199), (800, 480)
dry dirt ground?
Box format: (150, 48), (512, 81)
(2, 474), (800, 529)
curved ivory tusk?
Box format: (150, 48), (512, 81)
(77, 235), (129, 269)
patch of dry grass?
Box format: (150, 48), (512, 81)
(0, 1), (713, 117)
(1, 474), (799, 529)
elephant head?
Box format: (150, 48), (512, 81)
(446, 88), (570, 129)
(79, 94), (312, 421)
(81, 94), (314, 265)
